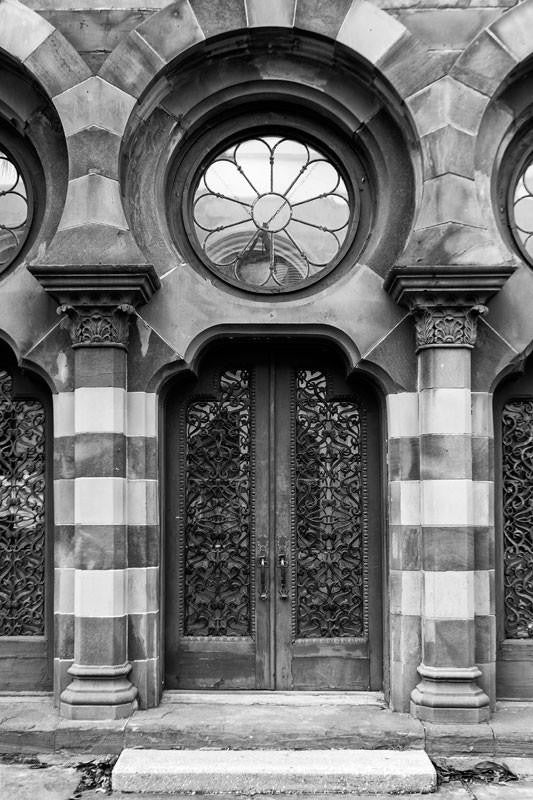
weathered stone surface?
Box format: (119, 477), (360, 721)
(112, 748), (437, 794)
(24, 28), (90, 96)
(451, 31), (517, 97)
(295, 0), (352, 39)
(99, 30), (165, 98)
(66, 127), (122, 181)
(421, 127), (475, 180)
(424, 722), (495, 757)
(40, 9), (153, 68)
(191, 0), (246, 39)
(0, 0), (53, 62)
(490, 2), (533, 62)
(58, 174), (128, 231)
(393, 8), (500, 49)
(137, 1), (204, 65)
(337, 0), (406, 65)
(416, 174), (482, 229)
(246, 0), (295, 27)
(0, 761), (79, 800)
(53, 76), (136, 136)
(39, 225), (147, 267)
(398, 223), (511, 268)
(378, 34), (451, 99)
(407, 77), (487, 138)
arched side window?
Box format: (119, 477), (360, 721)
(495, 365), (533, 699)
(0, 142), (32, 271)
(0, 344), (51, 689)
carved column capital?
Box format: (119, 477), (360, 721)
(58, 303), (136, 349)
(412, 304), (487, 351)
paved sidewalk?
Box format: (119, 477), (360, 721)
(2, 753), (533, 800)
(1, 756), (533, 800)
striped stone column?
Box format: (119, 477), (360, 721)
(384, 266), (514, 723)
(58, 304), (137, 719)
(408, 304), (490, 723)
(30, 265), (160, 719)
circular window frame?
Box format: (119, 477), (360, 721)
(0, 120), (42, 275)
(497, 123), (533, 267)
(167, 111), (373, 295)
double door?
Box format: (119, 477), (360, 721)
(165, 344), (382, 690)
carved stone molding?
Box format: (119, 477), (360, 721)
(384, 264), (515, 353)
(413, 304), (487, 351)
(29, 263), (160, 350)
(58, 303), (135, 348)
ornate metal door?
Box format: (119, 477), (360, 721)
(165, 345), (382, 690)
(495, 368), (533, 698)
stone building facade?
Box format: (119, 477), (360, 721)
(1, 0), (533, 725)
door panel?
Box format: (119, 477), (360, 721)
(495, 372), (533, 698)
(165, 345), (382, 691)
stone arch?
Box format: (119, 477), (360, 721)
(98, 0), (441, 124)
(0, 0), (90, 99)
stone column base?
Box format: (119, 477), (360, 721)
(60, 663), (138, 720)
(410, 664), (490, 724)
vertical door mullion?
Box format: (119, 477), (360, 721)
(254, 364), (273, 689)
(273, 360), (294, 689)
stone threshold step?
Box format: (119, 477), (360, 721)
(112, 749), (437, 795)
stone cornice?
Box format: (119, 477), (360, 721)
(28, 263), (160, 308)
(384, 265), (515, 308)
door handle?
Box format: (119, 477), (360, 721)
(258, 555), (269, 600)
(278, 554), (289, 599)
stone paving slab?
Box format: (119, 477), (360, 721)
(112, 748), (437, 794)
(1, 696), (533, 758)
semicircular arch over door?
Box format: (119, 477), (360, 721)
(164, 341), (383, 690)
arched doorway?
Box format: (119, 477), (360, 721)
(164, 340), (383, 691)
(0, 341), (52, 690)
(495, 361), (533, 698)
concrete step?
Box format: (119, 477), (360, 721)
(112, 748), (437, 795)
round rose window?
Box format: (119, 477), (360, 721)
(0, 147), (30, 269)
(188, 135), (359, 292)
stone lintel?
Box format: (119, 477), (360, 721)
(384, 264), (515, 308)
(29, 263), (160, 309)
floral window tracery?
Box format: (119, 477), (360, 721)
(185, 134), (360, 293)
(0, 149), (30, 269)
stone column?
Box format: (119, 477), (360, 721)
(385, 266), (514, 723)
(30, 265), (160, 719)
(57, 303), (137, 719)
(409, 303), (490, 723)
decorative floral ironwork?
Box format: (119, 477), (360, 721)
(183, 369), (251, 636)
(0, 369), (46, 635)
(511, 158), (533, 262)
(0, 149), (30, 268)
(191, 136), (355, 291)
(413, 305), (487, 350)
(294, 369), (365, 638)
(502, 399), (533, 639)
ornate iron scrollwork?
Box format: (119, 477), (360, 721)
(294, 369), (365, 638)
(183, 369), (251, 636)
(502, 399), (533, 639)
(0, 369), (46, 635)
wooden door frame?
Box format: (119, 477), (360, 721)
(494, 364), (533, 698)
(0, 342), (53, 691)
(159, 334), (388, 694)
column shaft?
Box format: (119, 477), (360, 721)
(411, 346), (489, 723)
(60, 344), (137, 719)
